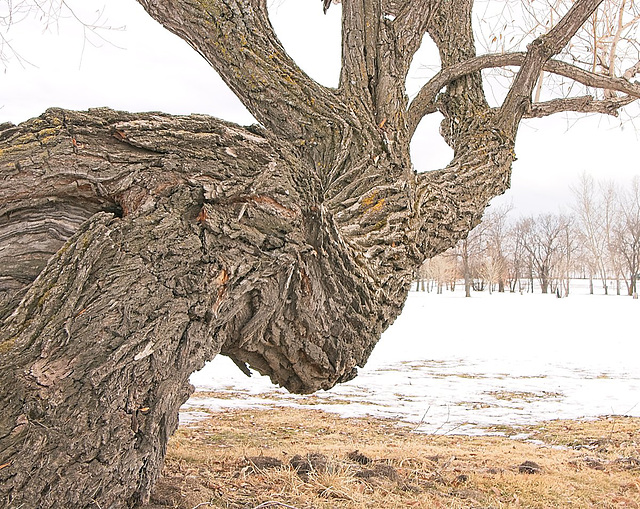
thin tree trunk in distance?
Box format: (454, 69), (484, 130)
(463, 239), (472, 298)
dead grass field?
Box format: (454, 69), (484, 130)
(142, 405), (640, 509)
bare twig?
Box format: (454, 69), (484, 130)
(0, 0), (124, 69)
(442, 422), (468, 436)
(189, 502), (214, 509)
(412, 406), (431, 432)
(429, 406), (452, 436)
(252, 502), (301, 509)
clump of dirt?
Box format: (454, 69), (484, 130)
(290, 452), (329, 479)
(245, 455), (283, 471)
(346, 450), (372, 465)
(518, 460), (542, 474)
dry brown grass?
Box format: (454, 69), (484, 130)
(142, 406), (640, 509)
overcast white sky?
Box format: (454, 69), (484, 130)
(1, 0), (639, 215)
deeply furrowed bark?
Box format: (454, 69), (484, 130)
(0, 104), (515, 508)
(2, 0), (632, 507)
(0, 107), (419, 508)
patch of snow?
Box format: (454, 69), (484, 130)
(186, 281), (640, 435)
(178, 410), (213, 425)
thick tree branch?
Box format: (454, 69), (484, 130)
(340, 0), (380, 117)
(135, 0), (347, 141)
(393, 0), (437, 66)
(338, 0), (437, 138)
(0, 108), (286, 318)
(525, 94), (637, 118)
(424, 0), (490, 155)
(1, 108), (305, 508)
(497, 0), (604, 134)
(0, 108), (416, 396)
(407, 52), (504, 135)
(339, 0), (414, 137)
(413, 113), (515, 259)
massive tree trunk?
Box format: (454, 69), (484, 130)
(1, 0), (634, 507)
(0, 103), (503, 507)
(1, 106), (415, 506)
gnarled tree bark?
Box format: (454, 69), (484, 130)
(1, 0), (637, 507)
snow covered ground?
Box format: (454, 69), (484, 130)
(185, 282), (640, 434)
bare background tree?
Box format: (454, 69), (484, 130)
(0, 1), (122, 71)
(416, 173), (638, 297)
(1, 1), (639, 508)
(572, 172), (612, 293)
(480, 207), (512, 293)
(415, 254), (458, 294)
(613, 176), (640, 296)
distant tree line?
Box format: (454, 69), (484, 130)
(416, 173), (640, 298)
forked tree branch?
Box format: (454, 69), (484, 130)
(497, 0), (604, 134)
(407, 51), (640, 135)
(337, 0), (439, 141)
(393, 0), (437, 65)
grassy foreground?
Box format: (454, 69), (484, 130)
(142, 404), (640, 509)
